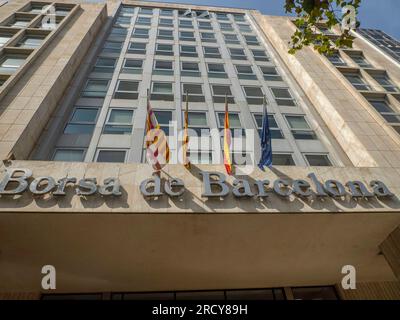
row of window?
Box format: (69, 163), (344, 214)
(81, 78), (295, 107)
(113, 41), (268, 62)
(63, 106), (315, 138)
(127, 27), (258, 47)
(95, 56), (279, 80)
(117, 15), (253, 34)
(120, 6), (247, 23)
(53, 147), (331, 167)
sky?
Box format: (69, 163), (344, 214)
(147, 0), (400, 40)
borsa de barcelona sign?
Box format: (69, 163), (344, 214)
(0, 168), (395, 201)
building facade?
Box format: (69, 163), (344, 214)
(0, 0), (400, 300)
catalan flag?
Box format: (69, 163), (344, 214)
(183, 91), (191, 169)
(223, 95), (232, 175)
(145, 91), (170, 171)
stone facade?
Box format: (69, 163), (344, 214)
(0, 0), (399, 299)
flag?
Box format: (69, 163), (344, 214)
(223, 95), (232, 175)
(258, 96), (273, 170)
(145, 91), (170, 171)
(183, 91), (191, 169)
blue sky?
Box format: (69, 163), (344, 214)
(148, 0), (400, 39)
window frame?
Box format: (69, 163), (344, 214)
(270, 87), (296, 106)
(103, 108), (134, 135)
(284, 114), (318, 140)
(63, 106), (99, 135)
(53, 148), (86, 162)
(95, 149), (128, 163)
(114, 80), (139, 99)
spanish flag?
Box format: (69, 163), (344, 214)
(145, 90), (170, 171)
(223, 95), (232, 175)
(183, 91), (191, 169)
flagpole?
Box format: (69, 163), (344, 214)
(183, 90), (190, 169)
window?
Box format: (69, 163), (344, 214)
(207, 63), (227, 78)
(114, 80), (139, 99)
(186, 112), (209, 136)
(154, 110), (173, 136)
(139, 7), (153, 15)
(121, 6), (135, 14)
(179, 31), (195, 42)
(82, 79), (109, 98)
(260, 66), (283, 81)
(203, 46), (221, 59)
(16, 35), (45, 48)
(304, 154), (332, 166)
(347, 53), (372, 68)
(229, 48), (247, 60)
(215, 13), (229, 21)
(368, 100), (400, 128)
(201, 32), (216, 43)
(292, 286), (338, 300)
(270, 88), (296, 106)
(326, 53), (346, 66)
(243, 86), (264, 104)
(0, 34), (12, 47)
(132, 28), (149, 39)
(102, 41), (123, 53)
(29, 4), (47, 14)
(160, 9), (173, 17)
(371, 74), (399, 92)
(9, 18), (31, 28)
(217, 112), (244, 137)
(181, 62), (200, 77)
(233, 14), (246, 22)
(224, 34), (240, 45)
(235, 65), (256, 80)
(151, 82), (174, 101)
(157, 29), (173, 40)
(188, 151), (212, 164)
(180, 45), (197, 57)
(103, 109), (134, 135)
(53, 149), (85, 162)
(122, 59), (143, 74)
(179, 19), (193, 29)
(343, 73), (371, 91)
(198, 21), (212, 30)
(254, 114), (284, 139)
(64, 107), (98, 135)
(285, 115), (318, 140)
(182, 84), (205, 102)
(252, 49), (269, 62)
(136, 16), (151, 26)
(272, 154), (295, 166)
(219, 23), (233, 31)
(238, 24), (252, 33)
(93, 57), (116, 73)
(0, 55), (26, 74)
(212, 85), (234, 103)
(154, 60), (173, 75)
(116, 16), (132, 25)
(96, 150), (127, 163)
(159, 18), (173, 27)
(110, 27), (127, 37)
(244, 35), (259, 46)
(128, 42), (146, 54)
(156, 43), (173, 56)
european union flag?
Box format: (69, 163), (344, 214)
(258, 97), (273, 170)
